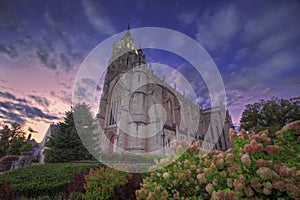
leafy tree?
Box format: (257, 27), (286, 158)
(0, 123), (33, 158)
(45, 103), (99, 163)
(240, 97), (300, 133)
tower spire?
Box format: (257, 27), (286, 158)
(128, 17), (130, 30)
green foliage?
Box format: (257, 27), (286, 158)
(0, 163), (99, 199)
(274, 123), (300, 168)
(68, 191), (85, 200)
(84, 167), (129, 200)
(73, 103), (101, 158)
(0, 123), (33, 158)
(137, 122), (300, 199)
(19, 142), (33, 154)
(240, 97), (300, 133)
(45, 103), (98, 163)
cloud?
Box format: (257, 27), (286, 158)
(59, 52), (72, 72)
(35, 45), (57, 70)
(0, 44), (19, 59)
(234, 48), (248, 62)
(57, 80), (72, 90)
(261, 87), (282, 98)
(195, 4), (242, 51)
(0, 0), (23, 31)
(0, 101), (58, 124)
(44, 9), (86, 71)
(82, 78), (97, 88)
(0, 33), (79, 72)
(82, 0), (117, 35)
(186, 0), (300, 104)
(0, 2), (84, 72)
(225, 89), (247, 108)
(0, 91), (27, 103)
(28, 95), (50, 107)
(74, 83), (88, 103)
(27, 34), (75, 72)
(73, 77), (99, 104)
(0, 91), (17, 100)
(50, 90), (72, 105)
(242, 1), (300, 43)
(0, 91), (58, 125)
(178, 12), (197, 25)
(0, 109), (26, 124)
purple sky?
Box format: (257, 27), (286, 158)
(0, 0), (300, 142)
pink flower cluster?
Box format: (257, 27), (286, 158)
(243, 140), (264, 154)
(256, 167), (276, 180)
(241, 154), (251, 166)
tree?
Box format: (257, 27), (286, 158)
(73, 103), (101, 159)
(240, 97), (300, 133)
(45, 103), (98, 163)
(0, 123), (33, 158)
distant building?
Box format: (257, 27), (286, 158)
(26, 134), (39, 157)
(36, 124), (58, 163)
(233, 124), (241, 132)
(97, 28), (233, 155)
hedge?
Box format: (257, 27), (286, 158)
(0, 163), (100, 199)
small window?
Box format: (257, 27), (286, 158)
(219, 139), (223, 149)
(210, 126), (214, 141)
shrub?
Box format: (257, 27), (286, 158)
(0, 163), (99, 198)
(84, 167), (129, 200)
(111, 173), (143, 200)
(0, 155), (19, 172)
(136, 121), (300, 199)
(62, 171), (88, 199)
(0, 182), (12, 200)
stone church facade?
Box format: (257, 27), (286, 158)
(97, 29), (233, 155)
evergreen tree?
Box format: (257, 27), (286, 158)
(0, 125), (10, 158)
(45, 103), (99, 163)
(73, 103), (101, 159)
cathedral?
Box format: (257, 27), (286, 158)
(97, 28), (233, 156)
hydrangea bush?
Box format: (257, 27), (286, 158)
(84, 165), (143, 200)
(136, 121), (300, 200)
(84, 167), (129, 200)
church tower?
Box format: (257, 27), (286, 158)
(98, 28), (145, 129)
(97, 27), (154, 154)
(97, 27), (234, 155)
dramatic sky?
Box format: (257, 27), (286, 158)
(0, 0), (299, 142)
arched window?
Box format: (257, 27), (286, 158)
(109, 85), (122, 126)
